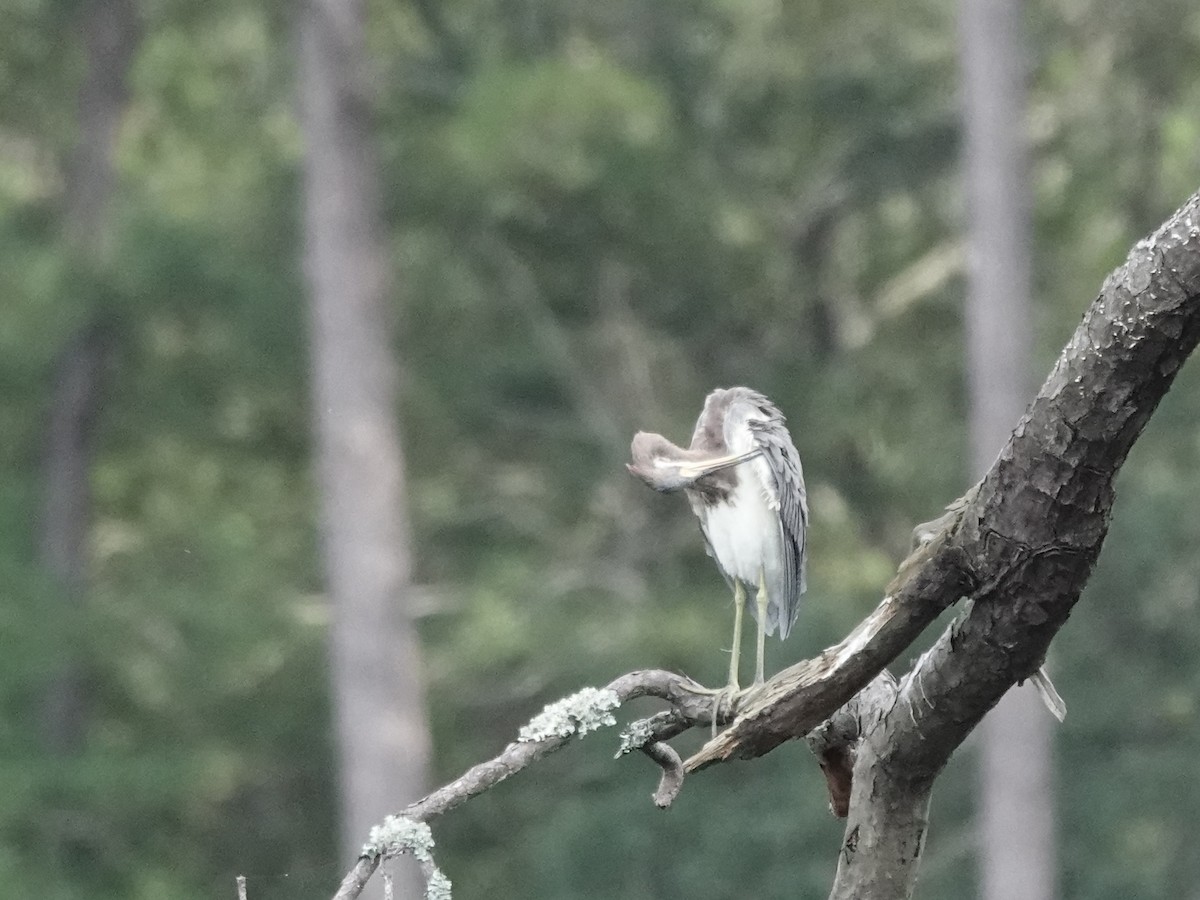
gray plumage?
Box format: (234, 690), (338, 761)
(686, 387), (808, 639)
(628, 386), (809, 666)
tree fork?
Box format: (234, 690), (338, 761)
(329, 190), (1200, 900)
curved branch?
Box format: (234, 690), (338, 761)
(332, 669), (719, 900)
(330, 192), (1200, 900)
(685, 517), (975, 771)
(643, 741), (686, 808)
(880, 190), (1200, 780)
(689, 190), (1200, 772)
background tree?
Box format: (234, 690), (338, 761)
(958, 0), (1057, 897)
(39, 0), (140, 757)
(298, 0), (431, 894)
(0, 0), (1198, 897)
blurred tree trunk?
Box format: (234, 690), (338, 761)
(959, 1), (1057, 898)
(66, 0), (139, 249)
(297, 2), (432, 896)
(39, 325), (109, 753)
(40, 0), (138, 755)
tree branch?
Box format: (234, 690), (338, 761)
(805, 672), (899, 817)
(642, 740), (686, 808)
(688, 190), (1200, 773)
(826, 192), (1200, 897)
(684, 509), (976, 771)
(331, 670), (719, 900)
(329, 190), (1200, 900)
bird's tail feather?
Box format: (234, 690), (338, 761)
(749, 592), (794, 639)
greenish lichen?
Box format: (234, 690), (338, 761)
(426, 868), (453, 900)
(518, 687), (620, 742)
(615, 718), (656, 757)
(361, 814), (434, 861)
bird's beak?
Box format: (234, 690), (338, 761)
(677, 449), (762, 479)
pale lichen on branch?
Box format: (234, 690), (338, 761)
(361, 815), (452, 900)
(425, 869), (452, 900)
(325, 190), (1200, 900)
(615, 717), (657, 756)
(517, 687), (621, 741)
(362, 814), (434, 861)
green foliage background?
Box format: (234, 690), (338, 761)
(2, 0), (1200, 896)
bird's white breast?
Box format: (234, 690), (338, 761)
(697, 457), (785, 589)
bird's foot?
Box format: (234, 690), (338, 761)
(684, 682), (747, 734)
(708, 683), (744, 736)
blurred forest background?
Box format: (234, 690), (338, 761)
(3, 0), (1200, 897)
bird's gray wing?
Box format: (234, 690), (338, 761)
(747, 402), (808, 638)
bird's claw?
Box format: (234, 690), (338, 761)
(709, 684), (744, 736)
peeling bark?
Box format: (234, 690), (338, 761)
(688, 191), (1200, 773)
(829, 739), (932, 900)
(806, 672), (898, 818)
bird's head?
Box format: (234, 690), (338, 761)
(627, 431), (760, 493)
(627, 431), (693, 492)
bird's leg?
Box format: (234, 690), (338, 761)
(703, 582), (745, 735)
(727, 581), (745, 691)
(687, 583), (748, 734)
(754, 568), (768, 684)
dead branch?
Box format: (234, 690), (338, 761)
(332, 669), (719, 900)
(330, 189), (1200, 900)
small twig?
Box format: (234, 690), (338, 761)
(333, 670), (719, 900)
(642, 742), (685, 808)
(616, 709), (690, 756)
(615, 709), (691, 808)
(236, 875), (247, 900)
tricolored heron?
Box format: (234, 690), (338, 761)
(627, 387), (808, 690)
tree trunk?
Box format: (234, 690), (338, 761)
(39, 324), (110, 753)
(297, 2), (432, 896)
(66, 0), (139, 252)
(829, 746), (932, 900)
(40, 0), (139, 755)
(959, 0), (1057, 897)
(328, 189), (1200, 900)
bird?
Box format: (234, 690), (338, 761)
(627, 387), (807, 691)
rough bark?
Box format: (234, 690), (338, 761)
(297, 1), (431, 895)
(824, 195), (1200, 897)
(327, 190), (1200, 900)
(687, 192), (1200, 770)
(829, 738), (932, 900)
(806, 673), (898, 818)
(958, 0), (1057, 896)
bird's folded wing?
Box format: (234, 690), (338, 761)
(749, 414), (808, 635)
